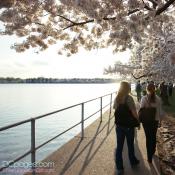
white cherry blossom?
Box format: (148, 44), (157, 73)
(0, 0), (175, 80)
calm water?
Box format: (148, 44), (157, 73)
(0, 83), (118, 171)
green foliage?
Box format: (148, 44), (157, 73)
(163, 89), (175, 117)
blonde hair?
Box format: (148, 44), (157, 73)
(116, 81), (131, 103)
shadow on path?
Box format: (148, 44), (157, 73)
(41, 110), (161, 175)
(59, 113), (114, 175)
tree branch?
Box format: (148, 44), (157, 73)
(131, 72), (153, 79)
(63, 16), (116, 30)
(63, 19), (94, 30)
(155, 0), (175, 16)
(128, 2), (155, 16)
(128, 9), (140, 15)
(61, 0), (175, 30)
(57, 14), (76, 24)
(103, 16), (116, 20)
(34, 22), (45, 26)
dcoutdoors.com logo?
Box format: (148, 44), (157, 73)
(2, 161), (55, 168)
(1, 161), (55, 173)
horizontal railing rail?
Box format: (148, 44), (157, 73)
(0, 92), (116, 132)
(0, 91), (116, 173)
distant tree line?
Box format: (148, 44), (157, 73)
(0, 77), (117, 84)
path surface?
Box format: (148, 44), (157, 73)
(27, 109), (161, 175)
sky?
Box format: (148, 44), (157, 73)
(0, 35), (130, 78)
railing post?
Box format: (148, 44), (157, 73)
(100, 97), (102, 122)
(81, 103), (84, 139)
(31, 119), (36, 175)
(110, 93), (113, 115)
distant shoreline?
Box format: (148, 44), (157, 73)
(0, 78), (119, 84)
(0, 82), (117, 84)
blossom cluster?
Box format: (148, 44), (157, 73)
(0, 0), (175, 80)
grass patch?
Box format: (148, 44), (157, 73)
(163, 90), (175, 117)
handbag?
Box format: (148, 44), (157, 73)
(139, 96), (156, 123)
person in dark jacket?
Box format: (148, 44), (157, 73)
(113, 81), (140, 175)
(168, 82), (173, 97)
(159, 82), (170, 105)
(135, 80), (142, 102)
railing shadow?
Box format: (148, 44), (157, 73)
(78, 114), (115, 175)
(59, 115), (160, 175)
(106, 110), (113, 135)
(59, 112), (114, 175)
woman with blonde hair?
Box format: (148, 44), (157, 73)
(139, 83), (164, 163)
(113, 81), (140, 174)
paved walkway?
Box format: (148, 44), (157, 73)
(31, 110), (161, 175)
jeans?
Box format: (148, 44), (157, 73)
(142, 121), (158, 161)
(115, 126), (138, 170)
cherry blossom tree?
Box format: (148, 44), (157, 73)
(0, 0), (175, 53)
(0, 0), (175, 80)
(104, 16), (175, 81)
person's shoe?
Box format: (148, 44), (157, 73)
(148, 159), (152, 164)
(116, 169), (124, 175)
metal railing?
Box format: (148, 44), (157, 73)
(0, 91), (116, 174)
